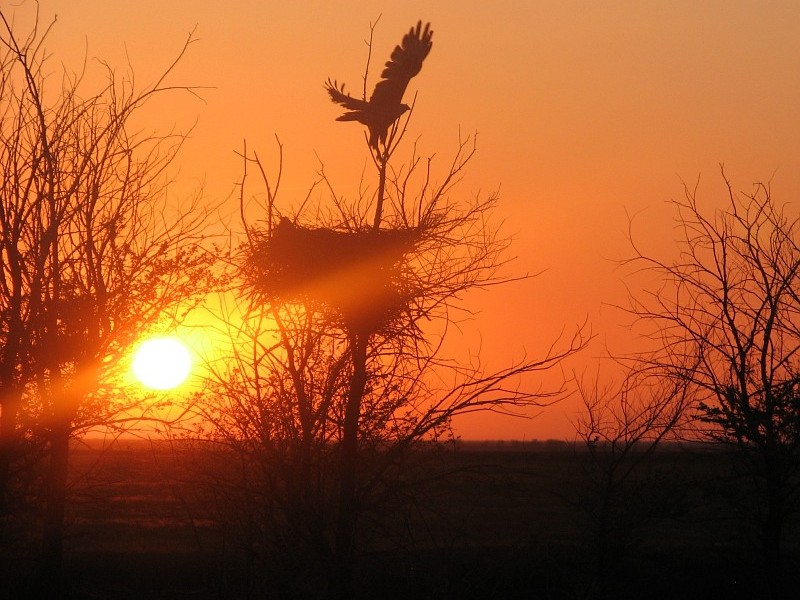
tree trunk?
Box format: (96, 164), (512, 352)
(762, 457), (785, 598)
(40, 424), (71, 599)
(330, 332), (368, 600)
(372, 153), (388, 229)
(0, 327), (23, 514)
(0, 388), (21, 514)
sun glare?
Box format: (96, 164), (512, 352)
(132, 337), (192, 390)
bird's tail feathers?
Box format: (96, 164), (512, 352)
(335, 112), (363, 122)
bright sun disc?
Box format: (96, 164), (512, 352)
(132, 337), (192, 390)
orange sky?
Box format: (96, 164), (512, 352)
(25, 1), (800, 439)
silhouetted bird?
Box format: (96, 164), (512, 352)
(325, 21), (433, 152)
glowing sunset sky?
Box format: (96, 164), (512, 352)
(27, 0), (800, 439)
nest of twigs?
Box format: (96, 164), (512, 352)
(243, 218), (419, 332)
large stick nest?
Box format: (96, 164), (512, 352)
(243, 218), (419, 332)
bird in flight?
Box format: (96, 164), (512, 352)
(325, 21), (433, 152)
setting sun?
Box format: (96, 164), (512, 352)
(132, 337), (192, 390)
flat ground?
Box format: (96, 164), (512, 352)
(2, 440), (798, 599)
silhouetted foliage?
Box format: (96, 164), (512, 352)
(626, 168), (800, 596)
(0, 5), (211, 595)
(571, 365), (692, 598)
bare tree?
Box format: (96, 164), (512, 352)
(0, 6), (212, 594)
(571, 363), (691, 598)
(190, 21), (589, 600)
(625, 168), (800, 593)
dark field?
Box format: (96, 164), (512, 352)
(2, 440), (798, 599)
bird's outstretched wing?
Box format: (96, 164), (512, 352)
(370, 21), (433, 107)
(325, 79), (369, 113)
